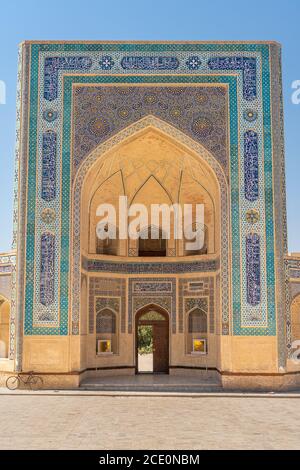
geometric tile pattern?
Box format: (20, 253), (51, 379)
(99, 56), (115, 70)
(73, 85), (228, 174)
(43, 110), (58, 122)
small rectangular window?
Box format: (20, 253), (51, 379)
(192, 338), (207, 354)
(97, 340), (112, 354)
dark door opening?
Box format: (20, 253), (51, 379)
(136, 309), (169, 374)
(138, 227), (167, 257)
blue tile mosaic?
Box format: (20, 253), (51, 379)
(186, 56), (201, 70)
(243, 109), (258, 122)
(244, 130), (259, 202)
(43, 109), (58, 122)
(73, 85), (227, 174)
(208, 56), (257, 100)
(99, 55), (114, 70)
(40, 233), (55, 306)
(41, 131), (57, 201)
(246, 233), (261, 306)
(44, 56), (93, 101)
(121, 56), (179, 70)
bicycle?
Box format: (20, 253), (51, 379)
(6, 371), (44, 391)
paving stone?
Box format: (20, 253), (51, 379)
(0, 395), (299, 450)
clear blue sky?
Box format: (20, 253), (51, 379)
(0, 0), (299, 252)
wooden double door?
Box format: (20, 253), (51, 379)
(136, 310), (169, 374)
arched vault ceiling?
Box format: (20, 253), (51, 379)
(87, 128), (219, 204)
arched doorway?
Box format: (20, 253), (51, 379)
(135, 305), (169, 374)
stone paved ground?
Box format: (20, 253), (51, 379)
(0, 394), (299, 450)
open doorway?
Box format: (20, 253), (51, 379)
(136, 307), (169, 374)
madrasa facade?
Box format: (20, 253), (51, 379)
(0, 41), (300, 390)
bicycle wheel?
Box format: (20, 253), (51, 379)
(29, 375), (43, 390)
(6, 376), (20, 390)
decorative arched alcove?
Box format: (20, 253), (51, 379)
(70, 116), (229, 374)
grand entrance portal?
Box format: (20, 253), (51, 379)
(136, 307), (169, 374)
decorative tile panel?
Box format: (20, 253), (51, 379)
(44, 56), (92, 101)
(95, 298), (118, 333)
(121, 56), (179, 70)
(83, 256), (219, 274)
(208, 56), (257, 100)
(179, 278), (215, 334)
(244, 130), (259, 202)
(99, 56), (114, 70)
(73, 85), (228, 175)
(40, 233), (55, 307)
(43, 110), (58, 122)
(246, 233), (261, 306)
(132, 281), (173, 293)
(88, 278), (125, 335)
(186, 56), (202, 70)
(41, 131), (57, 201)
